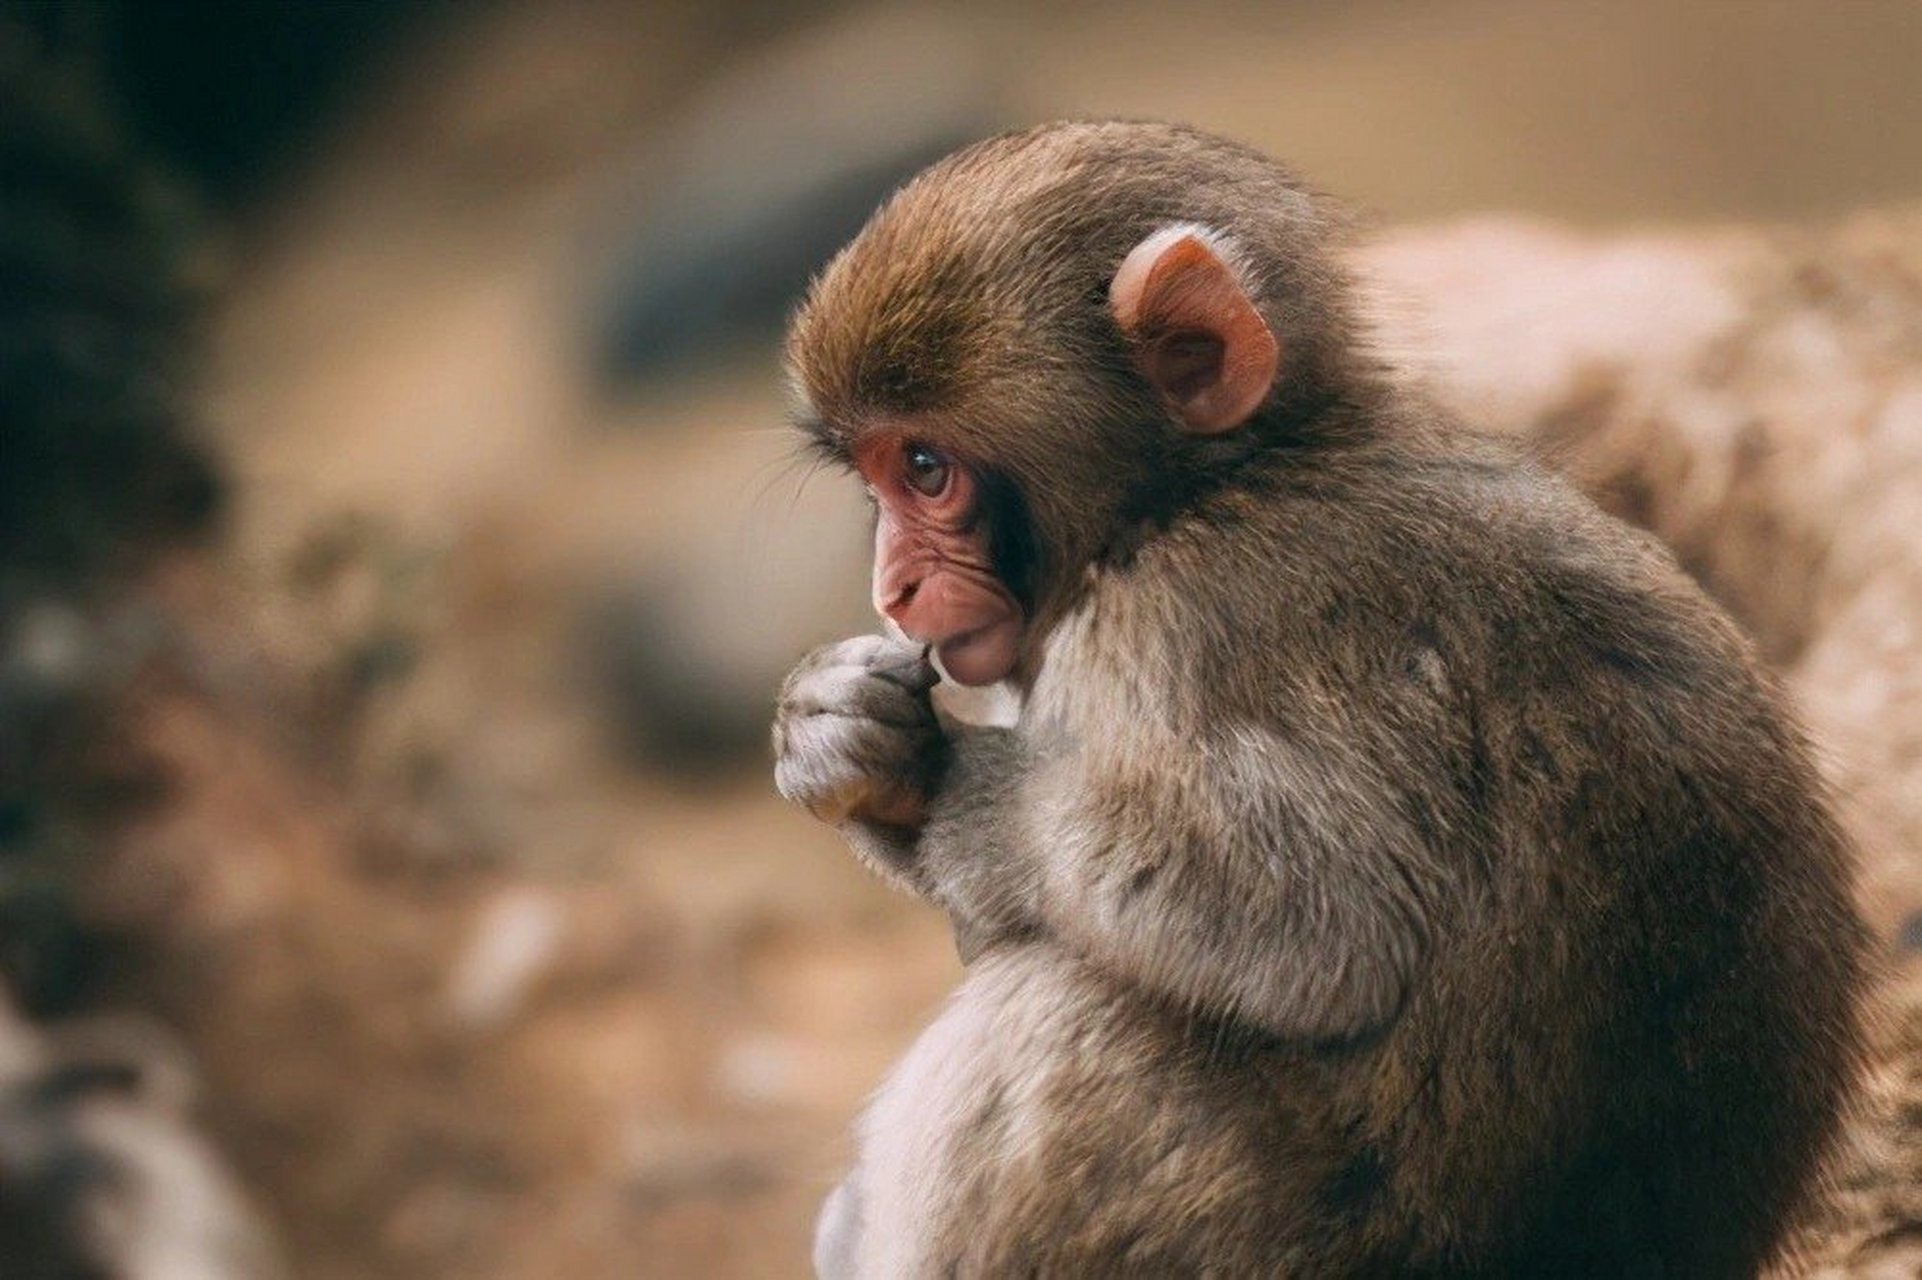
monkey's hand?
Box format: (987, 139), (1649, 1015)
(774, 634), (947, 889)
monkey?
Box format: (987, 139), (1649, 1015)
(771, 121), (1868, 1277)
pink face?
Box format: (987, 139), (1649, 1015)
(857, 436), (1025, 686)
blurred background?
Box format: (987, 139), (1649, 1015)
(3, 1), (1920, 1276)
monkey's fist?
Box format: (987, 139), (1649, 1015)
(774, 634), (945, 832)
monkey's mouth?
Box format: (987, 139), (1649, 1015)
(928, 613), (1024, 687)
(881, 567), (1024, 687)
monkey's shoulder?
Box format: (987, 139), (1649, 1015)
(1097, 446), (1760, 718)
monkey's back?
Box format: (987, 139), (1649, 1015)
(1202, 438), (1866, 1274)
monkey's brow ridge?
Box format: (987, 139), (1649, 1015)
(790, 413), (853, 464)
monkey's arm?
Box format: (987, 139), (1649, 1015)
(773, 635), (1435, 1040)
(919, 724), (1438, 1042)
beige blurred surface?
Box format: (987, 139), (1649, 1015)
(62, 2), (1922, 1275)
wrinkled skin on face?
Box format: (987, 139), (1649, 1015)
(858, 435), (1024, 686)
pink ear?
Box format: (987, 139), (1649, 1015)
(1109, 226), (1280, 434)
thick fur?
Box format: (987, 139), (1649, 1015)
(774, 121), (1868, 1277)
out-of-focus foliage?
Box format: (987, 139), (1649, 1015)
(0, 8), (218, 597)
(0, 8), (284, 1277)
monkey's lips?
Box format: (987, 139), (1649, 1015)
(880, 566), (1024, 686)
(928, 614), (1025, 687)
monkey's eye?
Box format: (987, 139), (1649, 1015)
(903, 443), (951, 497)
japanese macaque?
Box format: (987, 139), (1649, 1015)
(772, 121), (1868, 1277)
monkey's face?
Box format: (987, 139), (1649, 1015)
(795, 221), (1280, 688)
(788, 125), (1306, 687)
(797, 224), (1278, 686)
(854, 433), (1027, 686)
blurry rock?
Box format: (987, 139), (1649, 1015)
(0, 604), (103, 813)
(1362, 214), (1922, 1275)
(0, 595), (179, 1017)
(715, 1033), (799, 1107)
(1361, 210), (1922, 938)
(580, 436), (872, 776)
(622, 1124), (776, 1208)
(588, 5), (1000, 385)
(587, 579), (779, 773)
(445, 889), (565, 1032)
(0, 998), (286, 1279)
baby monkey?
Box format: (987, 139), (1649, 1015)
(774, 121), (1867, 1277)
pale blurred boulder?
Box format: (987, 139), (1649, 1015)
(1361, 211), (1922, 1277)
(589, 5), (999, 385)
(0, 998), (286, 1279)
(1360, 210), (1922, 935)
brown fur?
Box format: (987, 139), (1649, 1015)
(774, 121), (1870, 1277)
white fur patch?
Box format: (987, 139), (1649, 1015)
(931, 678), (1021, 729)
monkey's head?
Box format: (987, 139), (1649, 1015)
(786, 120), (1369, 686)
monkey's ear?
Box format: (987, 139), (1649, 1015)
(1109, 226), (1280, 435)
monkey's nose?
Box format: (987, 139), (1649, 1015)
(873, 563), (922, 622)
(884, 579), (921, 614)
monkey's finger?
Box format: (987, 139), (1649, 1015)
(803, 633), (900, 670)
(777, 701), (928, 765)
(868, 643), (940, 694)
(781, 637), (878, 692)
(777, 769), (867, 825)
(774, 738), (872, 814)
(777, 708), (935, 772)
(782, 635), (938, 708)
(802, 634), (934, 684)
(782, 637), (912, 696)
(779, 664), (938, 728)
(776, 724), (931, 827)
